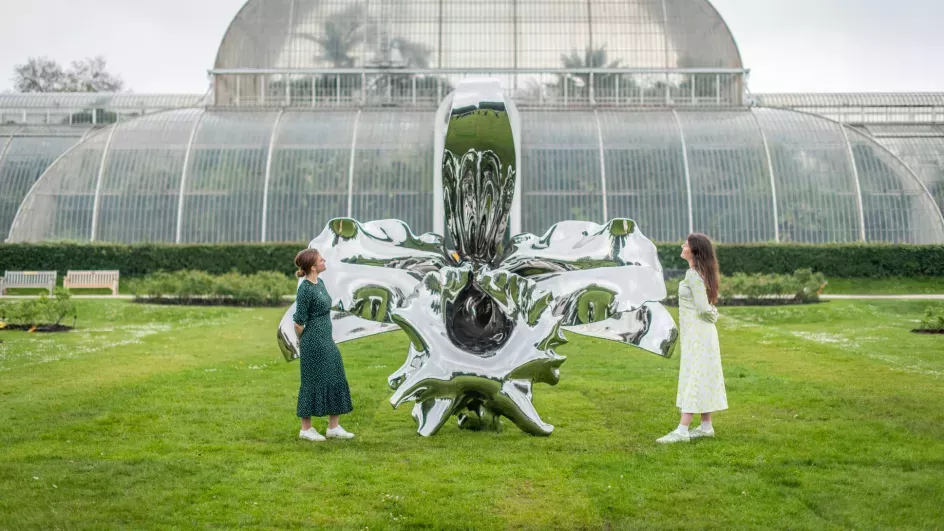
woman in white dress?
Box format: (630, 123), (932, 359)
(658, 233), (728, 444)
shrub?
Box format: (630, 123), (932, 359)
(130, 270), (295, 306)
(663, 269), (827, 305)
(0, 288), (77, 327)
(918, 306), (944, 331)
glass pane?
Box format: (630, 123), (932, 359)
(0, 131), (86, 240)
(520, 110), (603, 235)
(267, 110), (354, 242)
(678, 110), (775, 242)
(848, 127), (944, 244)
(600, 110), (688, 242)
(754, 108), (861, 243)
(352, 110), (435, 233)
(96, 110), (201, 243)
(181, 111), (279, 243)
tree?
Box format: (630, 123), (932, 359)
(65, 57), (124, 92)
(384, 37), (432, 69)
(286, 2), (445, 105)
(301, 4), (368, 68)
(558, 46), (635, 102)
(12, 57), (66, 92)
(12, 56), (124, 93)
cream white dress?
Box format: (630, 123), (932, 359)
(676, 269), (728, 413)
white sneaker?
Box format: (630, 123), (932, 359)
(690, 425), (715, 439)
(326, 425), (355, 439)
(656, 429), (690, 444)
(299, 428), (326, 442)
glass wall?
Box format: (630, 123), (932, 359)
(9, 108), (943, 244)
(0, 126), (91, 239)
(598, 110), (688, 242)
(866, 125), (944, 216)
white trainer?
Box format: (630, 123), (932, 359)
(656, 429), (690, 444)
(326, 425), (355, 439)
(690, 425), (715, 439)
(299, 428), (326, 442)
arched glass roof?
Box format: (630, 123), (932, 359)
(752, 93), (944, 125)
(8, 107), (943, 244)
(865, 125), (944, 216)
(0, 93), (207, 127)
(0, 125), (94, 239)
(0, 93), (206, 110)
(753, 93), (944, 108)
(216, 0), (742, 71)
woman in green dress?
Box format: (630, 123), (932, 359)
(293, 248), (355, 442)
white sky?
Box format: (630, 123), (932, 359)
(1, 0), (943, 94)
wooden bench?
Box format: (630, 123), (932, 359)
(63, 270), (120, 296)
(0, 271), (57, 296)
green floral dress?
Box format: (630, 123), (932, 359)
(676, 269), (727, 414)
(293, 278), (354, 418)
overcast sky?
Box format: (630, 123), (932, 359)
(1, 0), (942, 95)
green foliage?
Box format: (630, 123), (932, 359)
(0, 288), (77, 327)
(665, 269), (828, 303)
(919, 306), (944, 331)
(723, 269), (827, 303)
(0, 242), (942, 279)
(664, 277), (682, 298)
(129, 270), (295, 306)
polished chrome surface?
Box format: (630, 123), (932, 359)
(278, 78), (678, 435)
(387, 264), (566, 436)
(277, 217), (448, 362)
(442, 78), (516, 265)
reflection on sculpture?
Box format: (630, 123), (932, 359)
(278, 78), (678, 436)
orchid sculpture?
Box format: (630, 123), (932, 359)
(278, 79), (678, 436)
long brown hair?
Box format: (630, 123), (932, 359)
(295, 249), (321, 278)
(687, 233), (720, 305)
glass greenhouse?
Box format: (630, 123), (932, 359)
(3, 0), (944, 244)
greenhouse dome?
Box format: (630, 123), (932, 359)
(3, 0), (944, 244)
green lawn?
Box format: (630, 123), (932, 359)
(1, 300), (943, 529)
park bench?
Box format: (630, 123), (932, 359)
(0, 271), (57, 296)
(63, 270), (121, 296)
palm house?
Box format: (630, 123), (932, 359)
(2, 0), (944, 244)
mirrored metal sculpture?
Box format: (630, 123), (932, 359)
(278, 78), (678, 436)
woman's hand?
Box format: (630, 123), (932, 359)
(701, 306), (719, 324)
(294, 323), (304, 337)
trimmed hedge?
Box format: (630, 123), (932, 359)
(0, 243), (305, 278)
(1, 242), (943, 278)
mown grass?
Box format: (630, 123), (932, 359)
(1, 300), (943, 529)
